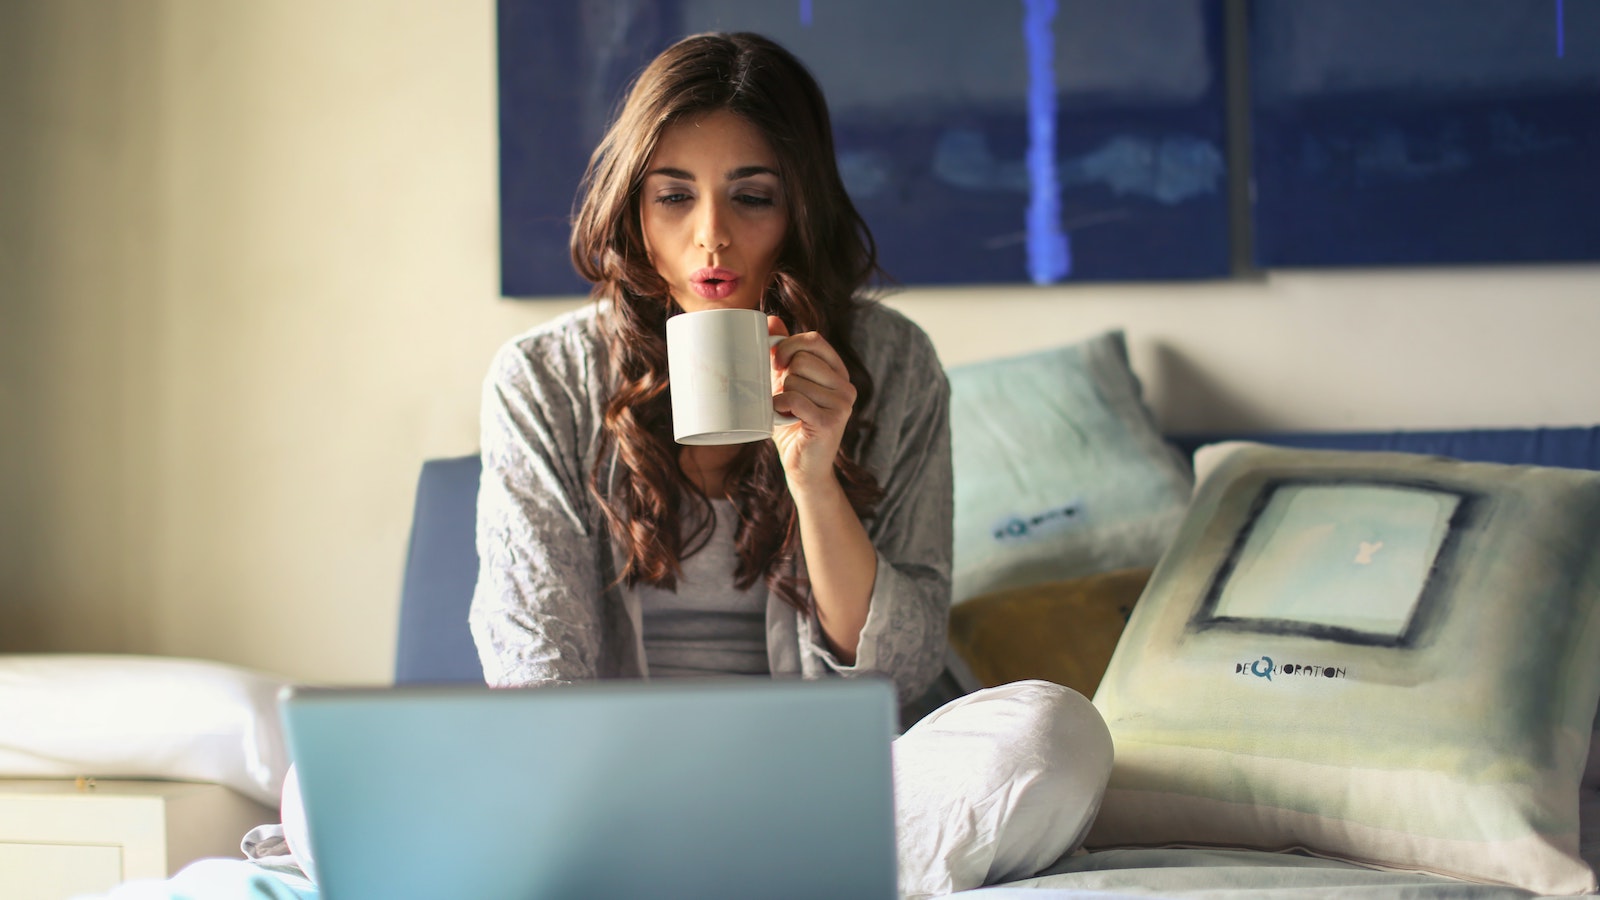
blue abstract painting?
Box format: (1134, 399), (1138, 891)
(1250, 0), (1600, 267)
(498, 0), (1231, 297)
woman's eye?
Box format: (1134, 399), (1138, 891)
(654, 192), (691, 206)
(734, 193), (775, 207)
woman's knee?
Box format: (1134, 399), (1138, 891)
(1027, 680), (1113, 783)
(913, 679), (1112, 775)
(280, 763), (319, 884)
(894, 680), (1114, 889)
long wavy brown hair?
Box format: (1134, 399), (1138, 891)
(569, 32), (886, 613)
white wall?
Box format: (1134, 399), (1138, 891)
(895, 268), (1600, 433)
(2, 1), (1597, 683)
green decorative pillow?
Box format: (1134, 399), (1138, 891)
(1090, 442), (1600, 895)
(947, 331), (1192, 604)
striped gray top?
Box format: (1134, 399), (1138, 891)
(638, 500), (770, 678)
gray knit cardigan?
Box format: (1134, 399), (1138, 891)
(468, 300), (953, 705)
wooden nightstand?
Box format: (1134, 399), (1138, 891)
(0, 778), (277, 900)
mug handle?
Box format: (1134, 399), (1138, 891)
(768, 334), (801, 426)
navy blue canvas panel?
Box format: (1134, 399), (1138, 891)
(1167, 427), (1600, 473)
(1250, 0), (1600, 268)
(497, 0), (1231, 296)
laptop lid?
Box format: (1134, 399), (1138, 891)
(280, 678), (898, 900)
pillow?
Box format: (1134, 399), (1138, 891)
(947, 330), (1192, 603)
(1190, 440), (1600, 800)
(1088, 442), (1600, 895)
(949, 567), (1152, 698)
(0, 654), (293, 807)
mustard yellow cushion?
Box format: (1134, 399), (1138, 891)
(949, 568), (1153, 698)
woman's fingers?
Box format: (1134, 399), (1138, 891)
(766, 329), (855, 486)
(779, 348), (852, 394)
(773, 386), (850, 430)
(776, 369), (856, 414)
(769, 329), (855, 443)
(772, 331), (848, 381)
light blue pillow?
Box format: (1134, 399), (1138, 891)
(947, 330), (1193, 604)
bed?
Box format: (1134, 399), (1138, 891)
(11, 329), (1598, 899)
(385, 329), (1600, 898)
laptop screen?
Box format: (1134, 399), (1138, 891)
(281, 678), (898, 900)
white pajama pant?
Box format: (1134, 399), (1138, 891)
(891, 679), (1114, 898)
(280, 679), (1112, 898)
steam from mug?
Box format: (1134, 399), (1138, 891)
(666, 308), (800, 446)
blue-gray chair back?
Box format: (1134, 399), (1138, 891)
(394, 455), (484, 684)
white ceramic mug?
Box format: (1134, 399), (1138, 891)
(666, 308), (799, 445)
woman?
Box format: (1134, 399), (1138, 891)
(469, 32), (1110, 897)
(472, 30), (946, 701)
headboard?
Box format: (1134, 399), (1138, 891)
(393, 427), (1600, 685)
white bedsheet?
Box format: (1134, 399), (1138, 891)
(76, 846), (1580, 900)
(75, 788), (1600, 899)
(979, 847), (1562, 897)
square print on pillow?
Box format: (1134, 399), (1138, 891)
(1089, 442), (1600, 895)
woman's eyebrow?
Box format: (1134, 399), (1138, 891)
(643, 165), (779, 182)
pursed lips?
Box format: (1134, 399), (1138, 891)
(690, 266), (741, 300)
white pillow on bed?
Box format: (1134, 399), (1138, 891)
(0, 654), (292, 807)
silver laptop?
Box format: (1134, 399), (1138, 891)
(279, 678), (898, 900)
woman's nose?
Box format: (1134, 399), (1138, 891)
(694, 200), (730, 252)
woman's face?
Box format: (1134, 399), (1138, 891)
(640, 109), (788, 314)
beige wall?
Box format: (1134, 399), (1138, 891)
(3, 1), (1598, 683)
